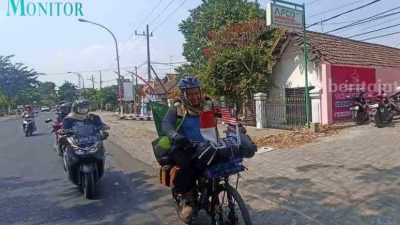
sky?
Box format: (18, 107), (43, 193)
(0, 0), (399, 89)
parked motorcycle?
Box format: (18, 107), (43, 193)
(369, 93), (393, 128)
(59, 124), (109, 199)
(386, 93), (400, 118)
(45, 118), (63, 156)
(23, 115), (35, 137)
(347, 91), (369, 125)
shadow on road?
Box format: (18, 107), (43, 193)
(244, 164), (400, 225)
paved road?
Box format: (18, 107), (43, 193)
(0, 113), (185, 225)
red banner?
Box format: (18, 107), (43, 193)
(331, 65), (376, 122)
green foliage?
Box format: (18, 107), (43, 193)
(0, 55), (40, 100)
(38, 82), (58, 106)
(97, 85), (118, 110)
(0, 88), (8, 109)
(178, 0), (264, 72)
(15, 86), (41, 105)
(58, 81), (78, 102)
(199, 18), (279, 106)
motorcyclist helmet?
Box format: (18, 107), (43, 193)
(59, 102), (72, 115)
(72, 99), (91, 115)
(24, 104), (32, 110)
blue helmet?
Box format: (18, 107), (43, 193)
(179, 75), (200, 92)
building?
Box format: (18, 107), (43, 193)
(266, 31), (400, 126)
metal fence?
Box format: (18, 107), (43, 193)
(260, 96), (309, 130)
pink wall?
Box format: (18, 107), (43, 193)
(321, 64), (400, 124)
(376, 67), (400, 95)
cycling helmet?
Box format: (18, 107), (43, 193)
(179, 75), (200, 92)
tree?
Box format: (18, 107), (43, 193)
(15, 86), (41, 105)
(0, 55), (40, 100)
(178, 0), (264, 72)
(38, 82), (57, 106)
(97, 85), (118, 110)
(0, 88), (8, 113)
(58, 81), (78, 102)
(199, 18), (280, 106)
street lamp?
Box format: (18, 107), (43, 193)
(67, 71), (86, 97)
(78, 18), (123, 117)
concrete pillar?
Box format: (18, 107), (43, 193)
(309, 88), (321, 124)
(254, 92), (268, 129)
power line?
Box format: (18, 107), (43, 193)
(149, 0), (178, 26)
(152, 0), (188, 32)
(325, 10), (400, 33)
(346, 24), (400, 38)
(151, 61), (187, 65)
(44, 66), (136, 76)
(359, 31), (400, 41)
(358, 16), (400, 31)
(308, 0), (367, 19)
(307, 0), (383, 28)
(119, 0), (162, 57)
(306, 0), (323, 6)
(136, 0), (163, 30)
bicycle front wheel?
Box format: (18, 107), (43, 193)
(212, 183), (252, 225)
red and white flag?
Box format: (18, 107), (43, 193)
(218, 107), (237, 125)
(200, 109), (218, 145)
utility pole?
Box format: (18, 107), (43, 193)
(170, 55), (173, 74)
(88, 75), (95, 89)
(135, 66), (138, 116)
(320, 18), (324, 33)
(135, 24), (153, 82)
(99, 70), (103, 89)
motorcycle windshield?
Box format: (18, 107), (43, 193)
(72, 124), (99, 145)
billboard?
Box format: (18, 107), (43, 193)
(122, 82), (134, 102)
(266, 3), (303, 30)
(331, 65), (376, 122)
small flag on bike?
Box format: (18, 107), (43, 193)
(199, 109), (218, 145)
(218, 107), (237, 125)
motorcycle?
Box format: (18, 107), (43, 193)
(45, 118), (63, 157)
(369, 93), (393, 128)
(386, 93), (400, 118)
(347, 91), (369, 125)
(23, 115), (35, 137)
(59, 124), (109, 199)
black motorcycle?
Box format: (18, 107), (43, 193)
(347, 91), (369, 125)
(60, 124), (109, 199)
(369, 94), (393, 128)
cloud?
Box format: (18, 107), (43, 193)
(81, 43), (109, 57)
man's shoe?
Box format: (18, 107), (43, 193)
(177, 191), (195, 224)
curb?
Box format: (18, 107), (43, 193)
(119, 116), (153, 121)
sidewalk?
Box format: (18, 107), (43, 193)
(100, 111), (400, 225)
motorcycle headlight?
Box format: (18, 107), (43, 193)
(88, 142), (101, 153)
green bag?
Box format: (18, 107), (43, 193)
(150, 101), (185, 165)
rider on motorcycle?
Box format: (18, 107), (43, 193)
(21, 104), (36, 131)
(57, 101), (72, 123)
(61, 99), (107, 129)
(59, 99), (109, 147)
